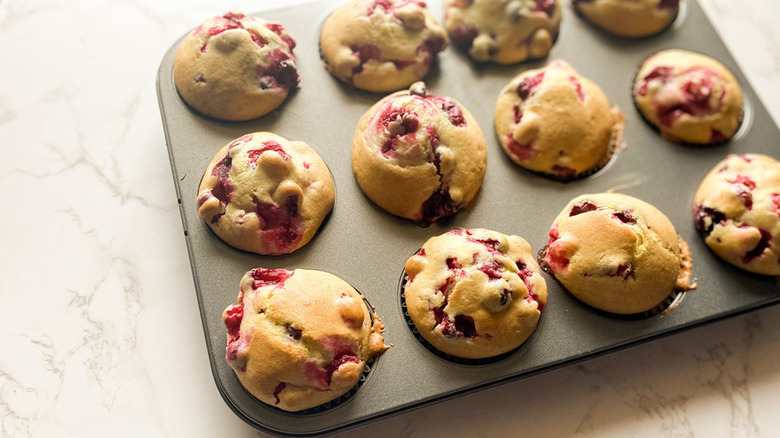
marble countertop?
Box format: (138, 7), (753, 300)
(2, 0), (779, 436)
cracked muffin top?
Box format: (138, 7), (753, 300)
(197, 132), (334, 255)
(319, 0), (448, 92)
(174, 12), (299, 121)
(352, 82), (487, 226)
(223, 268), (389, 412)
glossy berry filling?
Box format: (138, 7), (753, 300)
(249, 267), (293, 290)
(256, 48), (299, 91)
(743, 227), (772, 264)
(246, 141), (290, 168)
(516, 72), (546, 100)
(545, 225), (569, 273)
(729, 175), (756, 210)
(569, 201), (597, 216)
(693, 204), (727, 237)
(253, 195), (303, 252)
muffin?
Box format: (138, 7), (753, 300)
(543, 193), (695, 315)
(197, 132), (335, 255)
(572, 0), (679, 37)
(174, 12), (299, 121)
(404, 227), (547, 359)
(633, 49), (743, 144)
(223, 268), (389, 412)
(352, 82), (487, 226)
(495, 60), (625, 180)
(444, 0), (562, 64)
(693, 153), (780, 275)
(319, 0), (448, 92)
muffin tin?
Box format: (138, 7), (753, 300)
(156, 1), (780, 436)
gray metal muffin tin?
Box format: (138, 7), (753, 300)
(156, 1), (780, 436)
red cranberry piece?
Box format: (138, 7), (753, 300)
(499, 289), (511, 306)
(256, 49), (299, 91)
(425, 36), (446, 54)
(266, 23), (296, 49)
(428, 96), (467, 127)
(417, 247), (427, 256)
(729, 175), (756, 210)
(533, 0), (557, 16)
(195, 74), (206, 83)
(693, 204), (727, 237)
(273, 382), (286, 404)
(479, 260), (503, 281)
(613, 211), (636, 224)
(512, 105), (523, 124)
(636, 66), (673, 96)
(505, 134), (535, 161)
(246, 141), (290, 168)
(446, 257), (462, 270)
(351, 44), (381, 75)
(551, 165), (576, 178)
(610, 263), (636, 280)
(710, 130), (727, 143)
(771, 193), (780, 213)
(224, 304), (244, 340)
(246, 29), (267, 48)
(569, 201), (597, 216)
(285, 323), (302, 340)
(569, 76), (585, 102)
(249, 268), (293, 290)
(517, 72), (545, 100)
(454, 314), (477, 338)
(743, 228), (772, 263)
(545, 226), (569, 273)
(253, 195), (303, 251)
(210, 154), (235, 205)
(417, 188), (458, 226)
(450, 22), (478, 50)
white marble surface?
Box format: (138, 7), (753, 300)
(1, 0), (779, 436)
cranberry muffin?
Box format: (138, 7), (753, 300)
(495, 60), (625, 180)
(444, 0), (562, 64)
(197, 132), (335, 255)
(352, 82), (487, 226)
(633, 49), (743, 144)
(404, 227), (547, 359)
(174, 12), (299, 121)
(223, 268), (389, 412)
(694, 153), (780, 275)
(319, 0), (448, 92)
(572, 0), (679, 37)
(544, 193), (695, 315)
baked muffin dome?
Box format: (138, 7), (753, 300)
(444, 0), (562, 64)
(352, 82), (487, 226)
(572, 0), (679, 37)
(319, 0), (448, 92)
(197, 132), (335, 255)
(694, 153), (780, 275)
(633, 49), (743, 144)
(174, 12), (299, 121)
(404, 227), (547, 359)
(495, 60), (625, 180)
(223, 268), (389, 412)
(544, 193), (695, 314)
